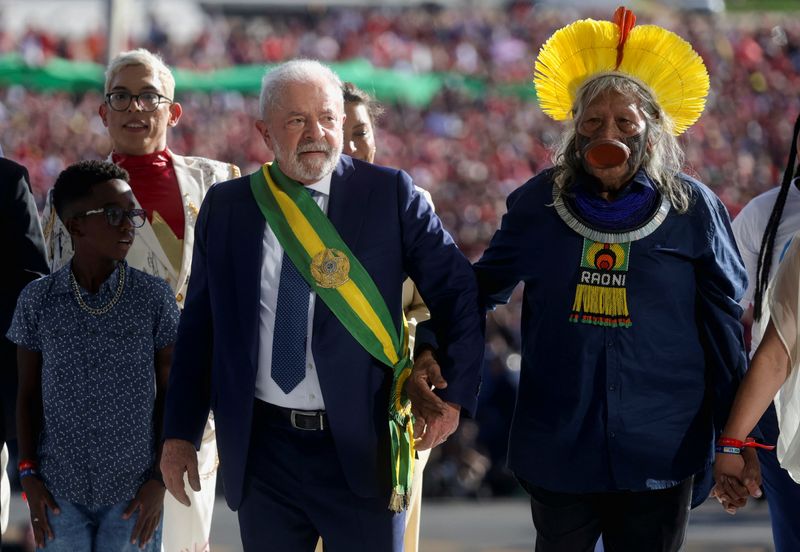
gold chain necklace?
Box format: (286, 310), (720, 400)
(70, 263), (126, 316)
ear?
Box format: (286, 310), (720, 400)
(255, 119), (273, 152)
(99, 103), (109, 127)
(65, 217), (84, 239)
(168, 102), (183, 127)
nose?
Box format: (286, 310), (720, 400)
(118, 213), (135, 231)
(344, 139), (357, 156)
(128, 96), (144, 113)
(304, 120), (325, 141)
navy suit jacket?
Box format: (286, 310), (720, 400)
(1, 158), (49, 443)
(164, 156), (483, 508)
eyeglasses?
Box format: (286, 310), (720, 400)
(76, 206), (147, 228)
(105, 92), (173, 112)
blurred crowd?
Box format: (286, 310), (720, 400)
(2, 2), (800, 499)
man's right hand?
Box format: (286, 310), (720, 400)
(407, 349), (462, 450)
(21, 477), (59, 548)
(160, 438), (201, 507)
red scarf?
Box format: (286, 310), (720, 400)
(112, 149), (185, 239)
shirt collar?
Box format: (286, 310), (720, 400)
(576, 167), (655, 197)
(304, 171), (332, 197)
(52, 261), (127, 296)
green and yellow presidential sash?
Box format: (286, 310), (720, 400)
(249, 163), (415, 512)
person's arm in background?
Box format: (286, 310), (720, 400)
(714, 233), (800, 508)
(4, 160), (49, 289)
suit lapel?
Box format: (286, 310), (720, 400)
(171, 153), (205, 292)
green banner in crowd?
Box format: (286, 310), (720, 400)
(0, 53), (535, 106)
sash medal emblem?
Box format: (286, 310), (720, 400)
(311, 248), (350, 288)
(570, 239), (632, 327)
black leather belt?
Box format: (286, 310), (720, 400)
(255, 399), (328, 431)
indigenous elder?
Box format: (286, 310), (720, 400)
(9, 161), (179, 550)
(410, 8), (748, 552)
(316, 82), (435, 552)
(159, 60), (483, 551)
(727, 113), (800, 546)
(42, 48), (238, 552)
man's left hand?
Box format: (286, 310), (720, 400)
(415, 401), (460, 451)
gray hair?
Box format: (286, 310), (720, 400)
(259, 59), (343, 120)
(105, 48), (176, 98)
(552, 74), (691, 214)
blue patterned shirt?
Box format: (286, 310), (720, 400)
(6, 262), (179, 506)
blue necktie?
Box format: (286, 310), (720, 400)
(271, 190), (314, 393)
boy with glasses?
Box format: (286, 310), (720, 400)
(8, 160), (179, 550)
(42, 48), (236, 551)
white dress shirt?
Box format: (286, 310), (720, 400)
(255, 173), (332, 409)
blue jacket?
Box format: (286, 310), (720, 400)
(163, 156), (484, 508)
(474, 169), (747, 500)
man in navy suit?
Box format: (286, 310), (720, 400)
(160, 60), (483, 551)
(0, 156), (49, 541)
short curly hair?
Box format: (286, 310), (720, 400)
(53, 160), (130, 221)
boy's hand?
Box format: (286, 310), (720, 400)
(161, 438), (201, 506)
(124, 479), (166, 548)
(21, 477), (59, 548)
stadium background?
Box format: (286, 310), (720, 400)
(1, 0), (798, 549)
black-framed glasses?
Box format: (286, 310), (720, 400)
(76, 206), (147, 228)
(105, 92), (173, 112)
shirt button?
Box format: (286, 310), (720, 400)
(309, 394), (316, 400)
(609, 432), (616, 438)
(609, 384), (616, 391)
(607, 341), (614, 348)
(176, 293), (184, 302)
(307, 363), (313, 370)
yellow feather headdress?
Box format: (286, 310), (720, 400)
(533, 7), (709, 135)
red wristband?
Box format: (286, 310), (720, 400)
(717, 437), (775, 451)
(18, 460), (38, 471)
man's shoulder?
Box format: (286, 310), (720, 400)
(350, 157), (404, 182)
(0, 157), (26, 179)
(506, 168), (556, 207)
(127, 266), (175, 299)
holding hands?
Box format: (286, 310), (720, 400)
(406, 349), (461, 450)
(711, 446), (763, 514)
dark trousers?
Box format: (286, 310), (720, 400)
(237, 400), (405, 552)
(758, 402), (800, 552)
(520, 477), (693, 552)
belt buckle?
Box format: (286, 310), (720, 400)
(290, 410), (324, 431)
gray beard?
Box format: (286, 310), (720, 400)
(273, 140), (342, 183)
